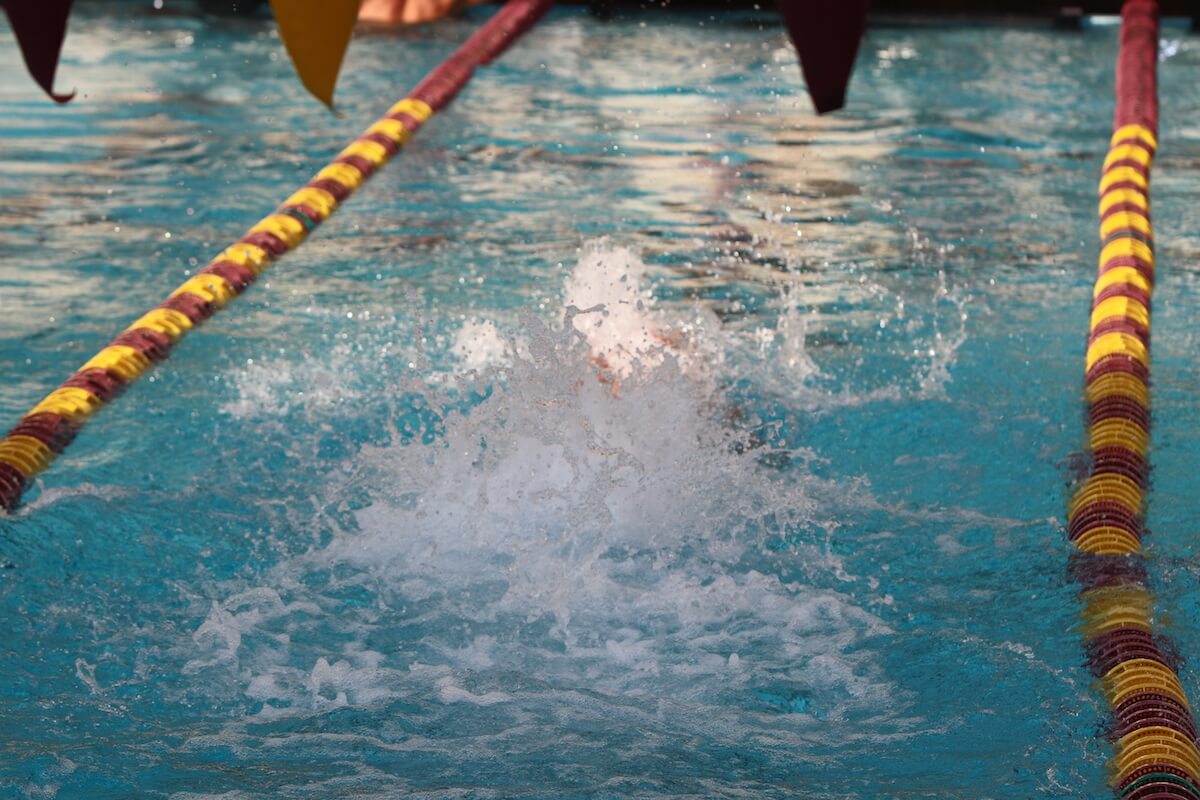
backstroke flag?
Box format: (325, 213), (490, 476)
(269, 0), (363, 108)
(1, 0), (868, 115)
(778, 0), (869, 113)
(1, 0), (75, 103)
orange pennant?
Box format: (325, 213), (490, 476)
(269, 0), (362, 108)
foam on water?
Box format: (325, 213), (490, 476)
(178, 244), (906, 785)
(220, 343), (364, 420)
(450, 318), (521, 371)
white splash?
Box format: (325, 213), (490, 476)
(183, 241), (902, 765)
(562, 241), (722, 382)
(451, 242), (723, 384)
(450, 318), (519, 371)
(915, 270), (971, 399)
(220, 343), (361, 419)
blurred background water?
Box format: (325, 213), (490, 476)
(2, 4), (1200, 797)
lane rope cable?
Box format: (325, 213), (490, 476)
(1067, 2), (1200, 797)
(0, 0), (555, 512)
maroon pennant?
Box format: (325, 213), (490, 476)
(778, 0), (868, 114)
(1, 0), (75, 103)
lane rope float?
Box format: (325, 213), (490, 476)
(1067, 2), (1200, 797)
(0, 0), (555, 512)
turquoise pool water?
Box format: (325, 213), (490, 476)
(3, 4), (1200, 797)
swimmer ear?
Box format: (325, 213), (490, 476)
(269, 0), (362, 110)
(778, 0), (868, 114)
(1, 0), (76, 103)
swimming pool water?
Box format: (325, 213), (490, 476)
(3, 4), (1200, 797)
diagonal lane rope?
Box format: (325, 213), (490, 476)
(0, 0), (554, 511)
